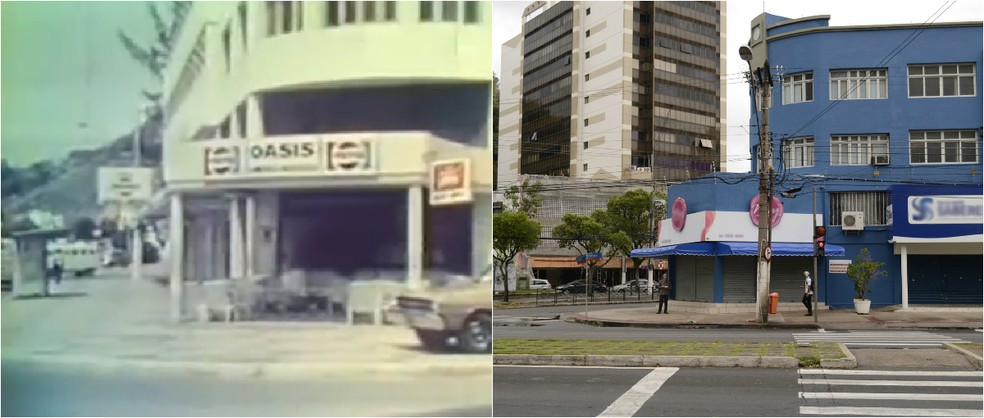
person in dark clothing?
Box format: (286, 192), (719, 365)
(656, 273), (671, 314)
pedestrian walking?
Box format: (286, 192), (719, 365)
(656, 272), (671, 314)
(802, 270), (813, 316)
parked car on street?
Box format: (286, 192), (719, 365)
(397, 268), (492, 353)
(528, 278), (552, 290)
(612, 279), (650, 293)
(555, 279), (607, 294)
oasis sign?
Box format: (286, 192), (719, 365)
(908, 196), (984, 225)
(246, 139), (319, 174)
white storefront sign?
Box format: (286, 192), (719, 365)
(658, 210), (823, 246)
(907, 196), (984, 225)
(828, 259), (851, 274)
(429, 159), (472, 206)
(98, 167), (154, 203)
(204, 145), (241, 177)
(246, 138), (320, 174)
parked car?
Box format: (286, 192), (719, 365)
(555, 279), (607, 294)
(528, 278), (552, 290)
(612, 279), (650, 293)
(396, 268), (492, 353)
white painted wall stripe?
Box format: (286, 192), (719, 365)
(598, 367), (678, 417)
(799, 378), (983, 387)
(801, 392), (983, 401)
(799, 406), (983, 416)
(799, 369), (983, 377)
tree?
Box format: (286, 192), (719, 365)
(553, 212), (629, 297)
(846, 248), (885, 301)
(493, 211), (541, 303)
(502, 178), (544, 218)
(602, 189), (668, 290)
(72, 217), (97, 240)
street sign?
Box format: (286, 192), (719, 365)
(829, 259), (851, 274)
(98, 167), (154, 204)
(763, 245), (772, 261)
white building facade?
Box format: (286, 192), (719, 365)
(162, 1), (492, 321)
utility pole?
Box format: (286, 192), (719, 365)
(742, 58), (775, 323)
(813, 188), (819, 323)
(130, 105), (147, 281)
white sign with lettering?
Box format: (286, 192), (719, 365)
(430, 159), (472, 206)
(828, 259), (851, 274)
(246, 138), (320, 174)
(98, 167), (154, 204)
(907, 196), (984, 225)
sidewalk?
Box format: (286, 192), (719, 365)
(562, 304), (984, 330)
(1, 275), (489, 379)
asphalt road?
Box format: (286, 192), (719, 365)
(1, 361), (491, 417)
(493, 366), (983, 417)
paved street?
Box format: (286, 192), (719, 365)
(493, 365), (983, 417)
(1, 361), (491, 417)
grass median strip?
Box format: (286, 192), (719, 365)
(953, 342), (983, 356)
(494, 338), (846, 365)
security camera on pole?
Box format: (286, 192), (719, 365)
(740, 44), (775, 323)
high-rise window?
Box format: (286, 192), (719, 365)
(364, 1), (376, 22)
(782, 72), (813, 104)
(344, 1), (356, 23)
(385, 1), (397, 21)
(325, 1), (339, 26)
(266, 2), (302, 36)
(908, 64), (976, 97)
(420, 1), (434, 21)
(831, 135), (888, 166)
(910, 130), (978, 164)
(463, 1), (479, 23)
(442, 1), (457, 22)
(830, 69), (888, 100)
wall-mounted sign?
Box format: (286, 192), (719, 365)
(429, 159), (472, 206)
(907, 196), (984, 225)
(660, 211), (822, 246)
(671, 197), (687, 231)
(246, 138), (319, 174)
(828, 259), (851, 274)
(98, 167), (154, 204)
(326, 140), (375, 173)
(204, 145), (240, 177)
(750, 195), (784, 227)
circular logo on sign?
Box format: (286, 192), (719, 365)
(749, 195), (784, 227)
(206, 146), (238, 175)
(330, 141), (368, 171)
(672, 197), (687, 231)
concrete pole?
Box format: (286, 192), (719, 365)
(131, 109), (144, 281)
(620, 256), (626, 285)
(244, 194), (256, 278)
(169, 193), (185, 323)
(755, 77), (773, 323)
(813, 188), (819, 322)
(407, 185), (423, 290)
(228, 195), (244, 279)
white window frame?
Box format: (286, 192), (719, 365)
(830, 69), (888, 100)
(909, 130), (979, 165)
(783, 137), (814, 168)
(908, 63), (977, 98)
(782, 72), (813, 105)
(830, 135), (889, 166)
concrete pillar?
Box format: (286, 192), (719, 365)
(647, 265), (654, 294)
(245, 193), (256, 278)
(169, 193), (185, 323)
(900, 243), (909, 310)
(131, 213), (143, 281)
(229, 195), (245, 279)
(407, 185), (424, 289)
(472, 193), (492, 277)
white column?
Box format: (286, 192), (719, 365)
(900, 243), (909, 310)
(407, 186), (424, 290)
(131, 210), (143, 281)
(647, 265), (654, 293)
(245, 193), (256, 278)
(229, 195), (245, 279)
(472, 193), (492, 277)
(169, 193), (185, 323)
(621, 256), (626, 285)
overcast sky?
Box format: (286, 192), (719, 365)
(493, 0), (984, 173)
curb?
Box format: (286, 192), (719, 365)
(819, 343), (858, 369)
(943, 342), (984, 370)
(564, 315), (821, 330)
(2, 353), (493, 380)
(493, 354), (800, 368)
(494, 299), (659, 310)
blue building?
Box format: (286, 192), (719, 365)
(635, 14), (983, 310)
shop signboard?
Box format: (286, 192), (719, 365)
(325, 140), (375, 174)
(245, 137), (320, 175)
(429, 159), (472, 206)
(828, 259), (851, 274)
(97, 167), (154, 204)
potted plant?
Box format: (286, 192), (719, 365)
(846, 248), (885, 314)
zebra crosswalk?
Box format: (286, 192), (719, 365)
(792, 330), (965, 347)
(798, 368), (983, 416)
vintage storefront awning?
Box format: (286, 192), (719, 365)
(631, 242), (845, 257)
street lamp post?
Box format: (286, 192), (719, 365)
(130, 105), (150, 281)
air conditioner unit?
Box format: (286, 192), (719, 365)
(841, 211), (865, 231)
(870, 155), (889, 166)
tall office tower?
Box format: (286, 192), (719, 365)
(498, 1), (725, 187)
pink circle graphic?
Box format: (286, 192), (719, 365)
(749, 195), (784, 228)
(672, 197), (687, 231)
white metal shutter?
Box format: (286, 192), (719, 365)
(695, 256), (714, 302)
(675, 256), (696, 301)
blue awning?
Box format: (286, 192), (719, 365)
(631, 242), (845, 257)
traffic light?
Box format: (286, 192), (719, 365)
(814, 226), (826, 257)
